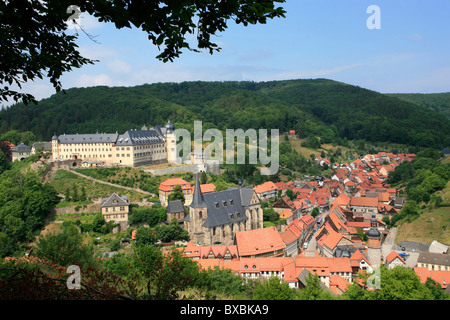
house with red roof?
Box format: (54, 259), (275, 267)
(350, 249), (374, 274)
(273, 196), (297, 215)
(329, 274), (352, 294)
(253, 181), (278, 201)
(349, 196), (378, 220)
(158, 178), (192, 206)
(180, 241), (239, 261)
(414, 267), (450, 290)
(385, 251), (406, 269)
(316, 224), (354, 258)
(281, 228), (300, 257)
(159, 178), (216, 206)
(330, 192), (351, 208)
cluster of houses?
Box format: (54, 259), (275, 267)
(157, 151), (449, 295)
(171, 236), (450, 295)
(6, 135), (447, 297)
(2, 141), (51, 162)
(254, 151), (415, 221)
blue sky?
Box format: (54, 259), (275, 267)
(11, 0), (450, 104)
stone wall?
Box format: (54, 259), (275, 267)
(145, 164), (199, 176)
(50, 203), (101, 215)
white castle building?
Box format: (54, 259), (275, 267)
(51, 121), (177, 167)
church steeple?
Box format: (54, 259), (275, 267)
(367, 214), (381, 240)
(190, 172), (205, 208)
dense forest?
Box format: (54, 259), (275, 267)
(0, 79), (449, 149)
(387, 92), (450, 119)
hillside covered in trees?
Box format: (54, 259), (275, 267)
(0, 79), (449, 149)
(386, 92), (450, 120)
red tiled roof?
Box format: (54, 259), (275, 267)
(235, 226), (285, 257)
(317, 228), (345, 250)
(331, 193), (350, 207)
(350, 196), (378, 207)
(253, 181), (278, 194)
(346, 221), (371, 228)
(280, 209), (293, 219)
(280, 228), (298, 245)
(159, 178), (191, 191)
(414, 267), (450, 288)
(300, 214), (315, 226)
(190, 183), (216, 194)
(350, 249), (371, 267)
(385, 251), (405, 264)
(329, 274), (351, 293)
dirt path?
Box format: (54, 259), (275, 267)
(381, 227), (397, 261)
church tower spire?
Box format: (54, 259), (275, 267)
(367, 214), (382, 268)
(190, 172), (205, 208)
(188, 172), (208, 244)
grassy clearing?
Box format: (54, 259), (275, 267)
(395, 179), (450, 245)
(441, 155), (450, 164)
(395, 206), (450, 245)
(288, 138), (321, 159)
(49, 169), (149, 202)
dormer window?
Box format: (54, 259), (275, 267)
(230, 199), (234, 205)
(229, 214), (234, 220)
(215, 202), (219, 208)
(223, 201), (227, 207)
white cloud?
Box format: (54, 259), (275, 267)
(78, 44), (118, 61)
(74, 74), (122, 87)
(107, 59), (133, 74)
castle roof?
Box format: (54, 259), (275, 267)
(57, 132), (119, 144)
(12, 143), (31, 153)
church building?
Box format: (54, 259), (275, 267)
(184, 174), (263, 245)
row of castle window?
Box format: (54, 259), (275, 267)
(60, 143), (164, 148)
(60, 151), (165, 158)
(61, 145), (164, 152)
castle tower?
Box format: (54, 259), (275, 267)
(164, 120), (177, 164)
(51, 133), (59, 160)
(366, 214), (382, 268)
(189, 173), (208, 244)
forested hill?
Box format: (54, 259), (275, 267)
(0, 79), (449, 149)
(386, 92), (450, 120)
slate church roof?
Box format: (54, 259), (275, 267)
(166, 200), (185, 213)
(186, 174), (257, 228)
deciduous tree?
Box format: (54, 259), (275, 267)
(0, 0), (286, 104)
